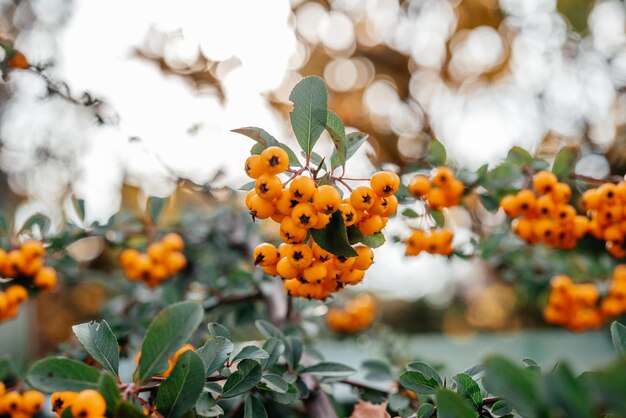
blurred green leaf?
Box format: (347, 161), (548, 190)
(147, 197), (167, 224)
(362, 360), (393, 381)
(507, 146), (533, 167)
(97, 372), (121, 414)
(195, 393), (222, 417)
(232, 346), (269, 363)
(435, 389), (478, 418)
(552, 147), (580, 180)
(260, 338), (284, 370)
(114, 402), (145, 418)
(207, 323), (231, 340)
(541, 363), (592, 418)
(611, 321), (626, 358)
(331, 132), (369, 170)
(156, 351), (205, 418)
(427, 139), (447, 166)
(491, 400), (513, 416)
(244, 395), (267, 418)
(301, 362), (355, 378)
(417, 403), (435, 418)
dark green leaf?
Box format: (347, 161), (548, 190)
(260, 374), (289, 393)
(331, 132), (369, 170)
(244, 395), (267, 418)
(431, 211), (445, 228)
(301, 362), (355, 378)
(552, 147), (580, 180)
(283, 336), (303, 370)
(346, 225), (386, 248)
(522, 358), (541, 372)
(289, 76), (328, 157)
(261, 338), (284, 370)
(72, 320), (119, 375)
(204, 382), (223, 397)
(388, 392), (410, 411)
(260, 383), (298, 405)
(417, 403), (435, 418)
(481, 163), (523, 191)
(452, 373), (482, 408)
(362, 360), (392, 381)
(506, 146), (533, 167)
(232, 346), (269, 363)
(97, 372), (121, 413)
(435, 389), (478, 418)
(399, 370), (440, 395)
(231, 127), (279, 147)
(406, 362), (443, 386)
(255, 320), (284, 339)
(427, 139), (447, 166)
(197, 336), (234, 376)
(491, 400), (512, 416)
(611, 321), (626, 358)
(114, 402), (146, 418)
(148, 197), (168, 224)
(207, 323), (231, 340)
(401, 208), (420, 218)
(541, 363), (592, 418)
(26, 358), (101, 392)
(156, 351), (205, 418)
(19, 213), (50, 235)
(310, 211), (358, 258)
(483, 356), (542, 417)
(195, 392), (222, 417)
(136, 302), (203, 384)
(326, 111), (347, 170)
(221, 359), (263, 398)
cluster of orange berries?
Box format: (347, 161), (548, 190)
(0, 384), (44, 418)
(0, 241), (58, 322)
(405, 228), (454, 256)
(499, 171), (587, 249)
(326, 294), (376, 333)
(135, 343), (194, 378)
(543, 267), (626, 332)
(51, 389), (106, 418)
(407, 167), (465, 210)
(119, 233), (187, 288)
(245, 146), (399, 298)
(581, 181), (626, 258)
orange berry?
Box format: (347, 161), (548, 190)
(555, 204), (576, 223)
(255, 174), (282, 201)
(572, 215), (589, 238)
(253, 243), (278, 267)
(598, 183), (619, 204)
(312, 242), (333, 263)
(432, 166), (454, 188)
(279, 216), (307, 244)
(164, 252), (187, 274)
(147, 242), (167, 262)
(358, 214), (384, 235)
(247, 194), (275, 220)
(381, 195), (398, 217)
(499, 195), (520, 218)
(21, 240), (46, 259)
(71, 390), (106, 418)
(426, 187), (446, 210)
(260, 146), (289, 175)
(3, 250), (25, 278)
(289, 176), (316, 202)
(512, 217), (534, 241)
(244, 155), (266, 179)
(340, 268), (365, 285)
(20, 256), (43, 276)
(353, 245), (374, 270)
(261, 264), (278, 276)
(532, 171), (558, 194)
(312, 212), (331, 229)
(287, 244), (313, 269)
(408, 174), (431, 197)
(334, 255), (356, 270)
(551, 182), (572, 204)
(245, 190), (256, 207)
(291, 203), (318, 229)
(275, 189), (298, 215)
(444, 179), (465, 206)
(0, 392), (21, 414)
(370, 171), (400, 197)
(339, 203), (358, 227)
(581, 189), (602, 211)
(119, 248), (140, 268)
(536, 195), (555, 217)
(350, 187), (375, 211)
(277, 257), (300, 280)
(6, 285), (27, 306)
(302, 262), (328, 283)
(162, 233), (185, 252)
(516, 190), (537, 215)
(271, 212), (286, 223)
(34, 267), (58, 290)
(21, 390), (44, 414)
(312, 185), (341, 214)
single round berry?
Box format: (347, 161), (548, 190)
(289, 176), (316, 202)
(370, 171), (400, 197)
(261, 146), (290, 174)
(255, 174), (283, 201)
(253, 243), (279, 267)
(244, 155), (266, 179)
(312, 185), (341, 214)
(350, 186), (375, 211)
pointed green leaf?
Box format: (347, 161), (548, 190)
(148, 197), (167, 224)
(301, 362), (355, 378)
(541, 363), (592, 418)
(244, 395), (267, 418)
(417, 403), (435, 418)
(114, 402), (146, 418)
(452, 373), (483, 408)
(196, 336), (234, 376)
(232, 346), (269, 363)
(326, 111), (346, 170)
(72, 320), (119, 375)
(207, 323), (231, 340)
(331, 132), (369, 170)
(283, 336), (303, 370)
(260, 338), (284, 370)
(435, 389), (478, 418)
(156, 351), (205, 418)
(611, 321), (626, 358)
(136, 302), (203, 384)
(289, 76), (328, 157)
(427, 139), (447, 166)
(195, 392), (222, 417)
(97, 372), (121, 413)
(26, 358), (102, 392)
(255, 320), (284, 339)
(552, 147), (580, 180)
(232, 127), (280, 147)
(399, 370), (440, 395)
(506, 146), (533, 167)
(407, 361), (443, 386)
(260, 374), (289, 393)
(310, 210), (358, 258)
(221, 359), (263, 398)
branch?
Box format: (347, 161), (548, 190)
(340, 379), (390, 395)
(569, 173), (623, 184)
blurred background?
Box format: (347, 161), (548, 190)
(1, 0), (625, 376)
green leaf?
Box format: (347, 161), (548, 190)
(417, 403), (435, 418)
(239, 181), (256, 191)
(114, 402), (146, 418)
(232, 346), (269, 363)
(260, 374), (289, 393)
(195, 393), (222, 417)
(452, 373), (482, 408)
(522, 358), (541, 372)
(289, 76), (328, 157)
(552, 147), (580, 180)
(232, 127), (279, 147)
(259, 383), (298, 405)
(506, 146), (533, 167)
(406, 362), (443, 386)
(401, 208), (420, 218)
(483, 356), (542, 417)
(244, 395), (267, 418)
(148, 197), (168, 224)
(136, 301), (203, 384)
(611, 321), (626, 358)
(435, 389), (479, 418)
(331, 132), (369, 170)
(301, 362), (355, 378)
(326, 111), (347, 170)
(156, 351), (205, 418)
(310, 211), (358, 258)
(427, 139), (447, 166)
(399, 370), (440, 395)
(431, 211), (445, 228)
(221, 359), (263, 398)
(26, 358), (102, 392)
(207, 323), (231, 340)
(283, 336), (303, 370)
(204, 383), (223, 397)
(19, 213), (50, 235)
(255, 320), (285, 339)
(97, 372), (121, 413)
(346, 226), (386, 248)
(491, 400), (512, 416)
(196, 336), (234, 376)
(261, 338), (284, 370)
(482, 163), (523, 191)
(72, 320), (119, 375)
(541, 363), (592, 418)
(362, 360), (392, 381)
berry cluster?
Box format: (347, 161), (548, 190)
(0, 384), (44, 418)
(405, 228), (454, 256)
(0, 241), (58, 322)
(245, 147), (399, 298)
(119, 233), (187, 288)
(135, 343), (194, 378)
(51, 390), (106, 418)
(499, 171), (587, 249)
(326, 294), (376, 333)
(407, 167), (464, 210)
(581, 182), (626, 258)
